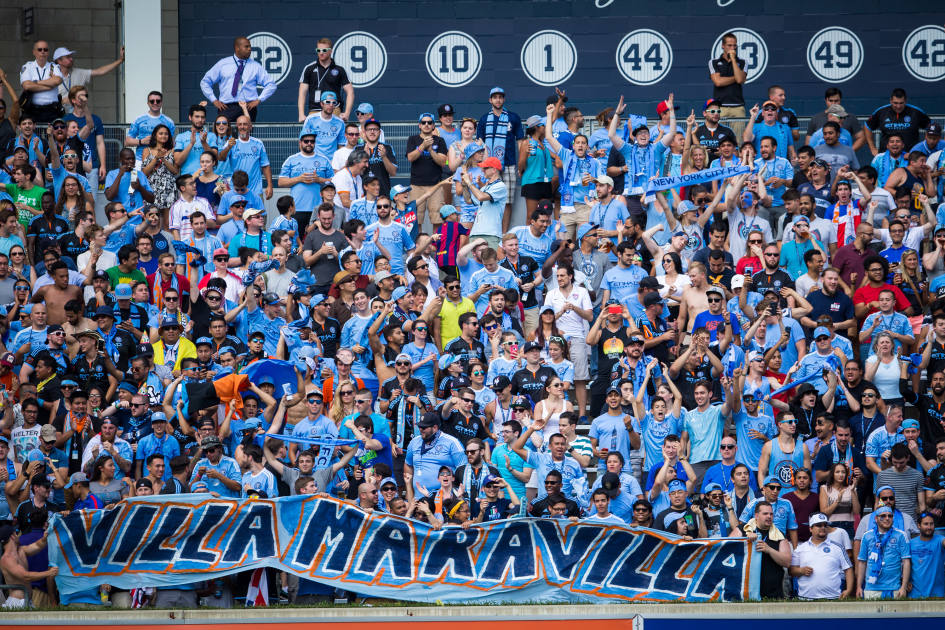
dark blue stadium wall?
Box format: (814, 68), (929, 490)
(178, 0), (945, 122)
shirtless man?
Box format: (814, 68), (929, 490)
(0, 524), (58, 609)
(62, 299), (95, 358)
(675, 261), (711, 345)
(32, 262), (83, 326)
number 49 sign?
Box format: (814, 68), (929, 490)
(806, 27), (864, 83)
(616, 29), (673, 86)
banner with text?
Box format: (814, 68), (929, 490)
(644, 164), (751, 195)
(49, 495), (758, 602)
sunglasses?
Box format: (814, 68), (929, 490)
(779, 419), (796, 424)
(720, 444), (736, 450)
(461, 398), (475, 403)
(316, 48), (332, 53)
(216, 120), (229, 125)
(465, 449), (480, 455)
(705, 109), (721, 114)
(707, 297), (722, 303)
(396, 361), (412, 367)
(415, 326), (427, 332)
(322, 100), (339, 105)
(484, 323), (498, 331)
(763, 106), (777, 111)
(52, 124), (65, 130)
(206, 295), (221, 301)
(420, 120), (435, 125)
(307, 397), (322, 403)
(765, 485), (781, 490)
(376, 204), (391, 209)
(472, 370), (484, 376)
(355, 398), (371, 404)
(447, 285), (460, 290)
(36, 47), (48, 51)
(340, 391), (354, 396)
(149, 99), (162, 104)
(300, 138), (315, 144)
(214, 256), (228, 262)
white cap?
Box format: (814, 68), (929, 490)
(731, 274), (745, 290)
(53, 47), (76, 60)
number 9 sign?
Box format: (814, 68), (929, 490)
(333, 31), (388, 88)
(247, 32), (293, 85)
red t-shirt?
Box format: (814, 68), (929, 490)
(735, 255), (762, 276)
(852, 283), (910, 319)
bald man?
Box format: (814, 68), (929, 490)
(200, 36), (276, 122)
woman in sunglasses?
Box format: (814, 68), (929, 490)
(529, 304), (562, 359)
(5, 242), (34, 286)
(402, 316), (439, 394)
(55, 174), (91, 223)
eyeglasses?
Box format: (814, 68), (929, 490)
(62, 154), (78, 159)
(720, 444), (736, 450)
(316, 48), (332, 53)
(707, 297), (722, 303)
(376, 204), (391, 209)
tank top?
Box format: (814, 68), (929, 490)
(768, 437), (805, 494)
(824, 485), (854, 522)
(521, 139), (553, 186)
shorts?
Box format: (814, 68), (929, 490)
(521, 181), (553, 200)
(863, 589), (895, 600)
(459, 204), (478, 224)
(501, 166), (518, 201)
(2, 596), (26, 609)
(568, 335), (591, 381)
(526, 469), (539, 489)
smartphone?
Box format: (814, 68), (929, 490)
(608, 305), (622, 315)
(509, 344), (519, 354)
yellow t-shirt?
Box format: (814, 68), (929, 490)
(437, 297), (475, 350)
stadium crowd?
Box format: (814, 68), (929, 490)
(0, 32), (943, 608)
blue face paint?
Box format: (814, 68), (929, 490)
(742, 191), (754, 208)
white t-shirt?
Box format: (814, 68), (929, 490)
(783, 217), (838, 248)
(873, 225), (928, 252)
(727, 207), (773, 262)
(791, 538), (852, 600)
(331, 168), (363, 224)
(795, 274), (821, 298)
(331, 147), (354, 172)
(853, 186), (896, 226)
(543, 284), (592, 338)
(20, 61), (63, 106)
(169, 196), (213, 242)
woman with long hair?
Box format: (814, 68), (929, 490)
(529, 305), (562, 356)
(211, 116), (234, 178)
(194, 150), (225, 212)
(55, 174), (91, 223)
(404, 318), (439, 394)
(517, 117), (554, 218)
(88, 455), (128, 507)
(447, 118), (485, 181)
(896, 247), (927, 315)
(588, 107), (615, 164)
(7, 245), (34, 284)
(865, 331), (903, 406)
(329, 383), (357, 427)
(658, 252), (690, 319)
(453, 143), (487, 229)
(546, 336), (574, 393)
(141, 123), (179, 218)
(533, 374), (574, 443)
(819, 461), (859, 538)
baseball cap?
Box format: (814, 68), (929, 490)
(606, 384), (621, 396)
(522, 341), (542, 353)
(150, 411), (168, 423)
(763, 475), (782, 487)
(463, 143), (486, 161)
(391, 286), (409, 301)
(704, 483), (723, 493)
(631, 124), (649, 136)
(332, 270), (356, 286)
(115, 283), (132, 300)
(437, 104), (454, 117)
(355, 103), (374, 114)
(136, 343), (154, 357)
(195, 336), (213, 347)
(511, 396), (530, 409)
(92, 269), (109, 282)
(417, 112), (435, 123)
(479, 157), (502, 170)
(747, 350), (764, 363)
(731, 274), (745, 290)
(796, 383), (817, 397)
(248, 330), (266, 341)
(53, 47), (76, 60)
(667, 480), (687, 493)
(390, 184), (411, 197)
(46, 324), (64, 335)
(159, 315), (181, 329)
(263, 292), (282, 306)
(762, 100), (778, 109)
(374, 270), (393, 284)
(228, 195), (247, 208)
(677, 200), (698, 215)
(656, 101), (679, 116)
(793, 214), (810, 226)
(628, 333), (644, 344)
(593, 175), (615, 187)
(813, 326), (831, 340)
(525, 115), (546, 129)
(40, 424), (57, 441)
(642, 292), (662, 308)
(320, 91), (338, 103)
(825, 104), (848, 118)
(200, 435), (223, 450)
(394, 352), (411, 364)
(935, 224), (945, 235)
(243, 208), (263, 220)
(418, 412), (441, 429)
(64, 471), (89, 489)
(706, 285), (725, 297)
(489, 86), (505, 96)
(808, 513), (829, 526)
(576, 223), (598, 242)
(117, 381), (137, 394)
(380, 477), (398, 490)
(902, 418), (920, 430)
(309, 293), (327, 307)
(704, 98), (722, 110)
(438, 354), (458, 370)
(491, 375), (511, 391)
(928, 122), (943, 136)
(439, 204), (458, 219)
(0, 352), (14, 368)
(600, 472), (621, 498)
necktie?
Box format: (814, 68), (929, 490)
(231, 59), (245, 98)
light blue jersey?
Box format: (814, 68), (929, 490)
(279, 151), (334, 213)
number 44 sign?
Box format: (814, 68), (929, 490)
(616, 30), (673, 86)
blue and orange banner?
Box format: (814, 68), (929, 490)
(49, 495), (758, 602)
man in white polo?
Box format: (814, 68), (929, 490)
(790, 513), (854, 600)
